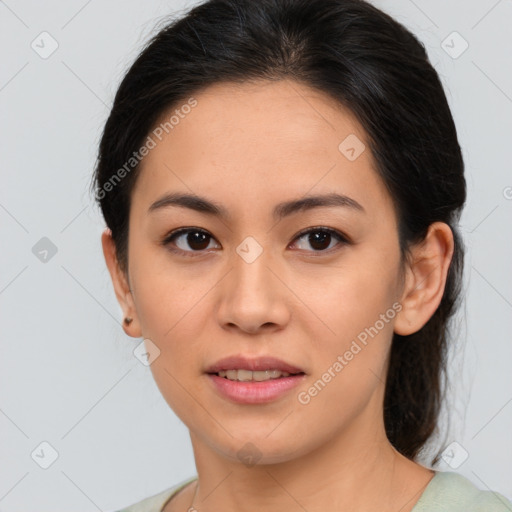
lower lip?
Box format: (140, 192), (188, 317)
(207, 373), (306, 404)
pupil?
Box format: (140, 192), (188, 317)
(188, 231), (209, 250)
(310, 231), (330, 250)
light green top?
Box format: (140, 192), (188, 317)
(115, 471), (512, 512)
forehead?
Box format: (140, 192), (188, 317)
(157, 79), (365, 159)
(132, 79), (394, 223)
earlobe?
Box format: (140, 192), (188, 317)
(394, 222), (454, 336)
(101, 228), (142, 338)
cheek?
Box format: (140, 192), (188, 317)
(298, 251), (399, 395)
(129, 240), (215, 341)
(295, 279), (395, 431)
(303, 256), (399, 346)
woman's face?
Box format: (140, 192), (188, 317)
(124, 79), (406, 463)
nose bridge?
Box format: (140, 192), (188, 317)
(216, 234), (290, 332)
(231, 234), (276, 300)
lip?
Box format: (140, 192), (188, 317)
(207, 373), (306, 404)
(205, 355), (306, 405)
(205, 355), (305, 375)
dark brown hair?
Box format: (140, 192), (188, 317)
(90, 0), (466, 464)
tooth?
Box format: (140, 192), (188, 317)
(237, 369), (253, 381)
(215, 369), (294, 381)
(252, 370), (270, 381)
(226, 369), (238, 380)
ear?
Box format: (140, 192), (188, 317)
(101, 228), (142, 338)
(394, 222), (455, 336)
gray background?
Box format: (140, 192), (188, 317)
(1, 0), (511, 510)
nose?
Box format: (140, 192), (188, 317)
(216, 244), (291, 334)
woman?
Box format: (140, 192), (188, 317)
(91, 0), (512, 510)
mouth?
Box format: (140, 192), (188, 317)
(204, 355), (307, 403)
(205, 354), (306, 378)
(209, 368), (306, 382)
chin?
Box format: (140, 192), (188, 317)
(209, 433), (312, 467)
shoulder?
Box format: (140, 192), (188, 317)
(412, 470), (512, 512)
(113, 476), (198, 512)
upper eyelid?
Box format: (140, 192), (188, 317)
(294, 226), (348, 240)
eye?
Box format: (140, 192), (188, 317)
(290, 227), (350, 254)
(162, 227), (219, 256)
(162, 226), (350, 257)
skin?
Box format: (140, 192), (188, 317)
(102, 79), (454, 512)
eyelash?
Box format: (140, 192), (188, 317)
(161, 226), (351, 257)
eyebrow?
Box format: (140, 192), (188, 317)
(148, 191), (365, 220)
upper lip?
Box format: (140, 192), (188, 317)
(206, 355), (305, 374)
